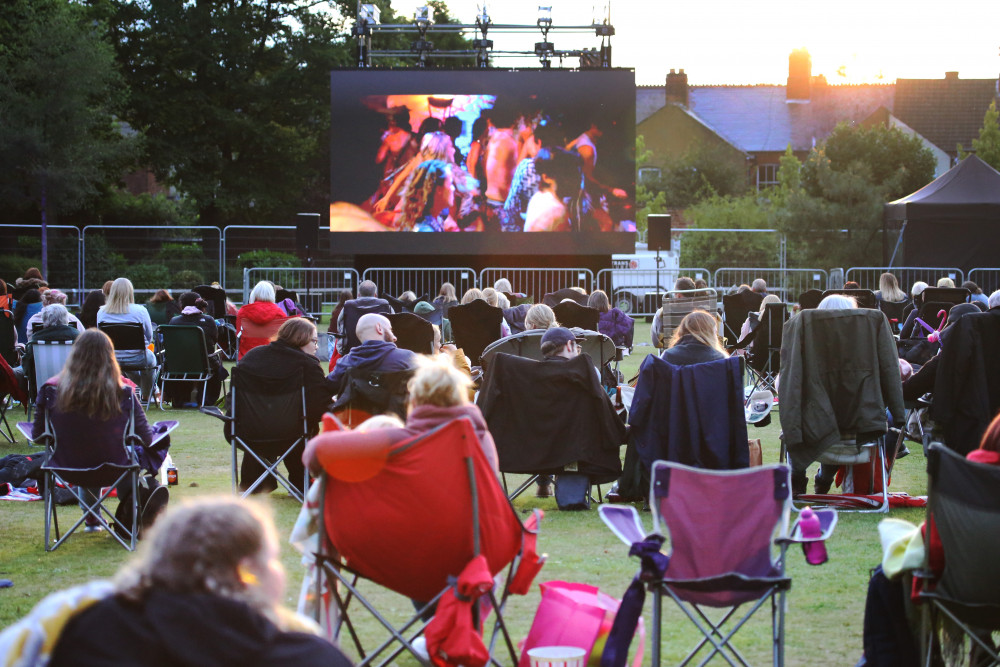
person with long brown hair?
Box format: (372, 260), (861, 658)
(397, 159), (456, 232)
(31, 330), (168, 528)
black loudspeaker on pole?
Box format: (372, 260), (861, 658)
(296, 213), (320, 260)
(647, 214), (672, 252)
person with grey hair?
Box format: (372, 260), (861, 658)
(751, 278), (768, 295)
(24, 289), (84, 334)
(989, 289), (1000, 310)
(12, 304), (81, 394)
(334, 280), (392, 356)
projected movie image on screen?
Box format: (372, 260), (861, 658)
(329, 70), (636, 241)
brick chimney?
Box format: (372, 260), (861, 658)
(945, 71), (959, 81)
(787, 48), (811, 101)
(666, 68), (689, 107)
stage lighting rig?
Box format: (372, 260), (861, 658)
(350, 0), (616, 69)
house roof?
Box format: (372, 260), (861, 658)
(893, 77), (1000, 155)
(686, 83), (894, 154)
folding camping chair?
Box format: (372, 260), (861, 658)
(330, 367), (414, 428)
(542, 288), (588, 308)
(155, 325), (221, 410)
(477, 352), (625, 504)
(731, 302), (787, 396)
(20, 386), (144, 552)
(599, 461), (837, 667)
(309, 417), (545, 667)
(340, 299), (392, 354)
(0, 354), (24, 444)
(821, 289), (878, 309)
(0, 309), (19, 368)
(201, 366), (309, 502)
(722, 291), (763, 346)
(656, 288), (718, 349)
(98, 322), (158, 408)
(916, 444), (1000, 667)
(552, 300), (600, 330)
(192, 284), (228, 319)
(235, 314), (286, 360)
(26, 339), (75, 420)
(386, 312), (434, 354)
(877, 298), (910, 334)
(778, 308), (903, 513)
(448, 299), (504, 366)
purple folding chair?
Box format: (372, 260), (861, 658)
(599, 460), (837, 667)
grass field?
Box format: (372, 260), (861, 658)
(0, 322), (927, 665)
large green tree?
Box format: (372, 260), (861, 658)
(0, 0), (137, 271)
(777, 124), (935, 267)
(93, 0), (355, 227)
(960, 100), (1000, 171)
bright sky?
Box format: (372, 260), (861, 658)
(383, 0), (1000, 86)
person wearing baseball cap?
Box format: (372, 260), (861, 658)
(539, 326), (584, 360)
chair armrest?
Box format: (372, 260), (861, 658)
(780, 508), (838, 544)
(199, 406), (231, 422)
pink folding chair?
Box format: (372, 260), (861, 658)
(599, 461), (836, 666)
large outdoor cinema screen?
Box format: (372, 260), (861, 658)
(329, 69), (636, 255)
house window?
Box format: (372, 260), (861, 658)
(638, 167), (662, 184)
(756, 164), (779, 190)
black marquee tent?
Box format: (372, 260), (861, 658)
(884, 155), (1000, 272)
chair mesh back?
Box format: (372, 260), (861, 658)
(749, 303), (786, 371)
(342, 301), (392, 352)
(928, 445), (1000, 614)
(231, 367), (306, 444)
(386, 312), (434, 354)
(658, 289), (717, 346)
(159, 325), (209, 374)
(32, 340), (75, 390)
(653, 461), (789, 584)
(193, 285), (227, 318)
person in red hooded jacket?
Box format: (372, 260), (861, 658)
(235, 282), (288, 360)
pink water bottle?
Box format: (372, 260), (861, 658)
(799, 506), (828, 565)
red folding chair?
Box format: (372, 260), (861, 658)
(310, 416), (545, 667)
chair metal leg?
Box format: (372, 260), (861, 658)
(652, 586), (662, 667)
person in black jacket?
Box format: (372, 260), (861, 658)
(166, 291), (227, 406)
(47, 497), (352, 667)
(236, 318), (336, 494)
(661, 310), (728, 366)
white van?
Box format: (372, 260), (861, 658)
(610, 242), (681, 315)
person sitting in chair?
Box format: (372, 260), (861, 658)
(328, 313), (419, 396)
(662, 310), (728, 366)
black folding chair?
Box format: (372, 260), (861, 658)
(99, 322), (158, 408)
(448, 300), (504, 366)
(732, 302), (787, 396)
(386, 312), (434, 354)
(722, 291), (763, 344)
(877, 298), (910, 333)
(193, 284), (228, 319)
(821, 288), (878, 309)
(201, 366), (309, 502)
(341, 300), (392, 354)
(918, 444), (1000, 666)
(552, 301), (600, 330)
(541, 288), (588, 308)
(0, 309), (18, 368)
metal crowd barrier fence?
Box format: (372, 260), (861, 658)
(478, 268), (593, 304)
(713, 268), (829, 303)
(0, 224), (83, 305)
(361, 267), (477, 302)
(244, 267), (359, 317)
(82, 225), (223, 294)
(594, 267), (712, 317)
(844, 267), (964, 293)
(964, 268), (1000, 296)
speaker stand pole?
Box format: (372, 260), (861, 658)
(306, 247), (313, 319)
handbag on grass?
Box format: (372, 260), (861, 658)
(518, 581), (644, 667)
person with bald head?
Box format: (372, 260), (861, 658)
(327, 313), (418, 394)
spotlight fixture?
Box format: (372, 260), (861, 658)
(477, 2), (491, 27)
(358, 3), (380, 25)
(537, 5), (552, 27)
(414, 6), (434, 26)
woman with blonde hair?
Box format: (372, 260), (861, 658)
(97, 278), (157, 382)
(876, 272), (907, 304)
(460, 288), (483, 305)
(374, 131), (457, 218)
(404, 354), (498, 473)
(662, 310), (727, 365)
(434, 282), (458, 306)
(738, 294), (781, 345)
(524, 303), (558, 330)
(40, 497), (351, 666)
(397, 160), (456, 232)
